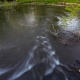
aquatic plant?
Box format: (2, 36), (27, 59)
(60, 4), (80, 28)
(65, 4), (80, 18)
(3, 0), (17, 9)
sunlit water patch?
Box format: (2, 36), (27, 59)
(58, 16), (80, 32)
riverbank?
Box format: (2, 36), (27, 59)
(17, 0), (79, 4)
(0, 0), (80, 8)
(0, 0), (80, 5)
(16, 0), (80, 7)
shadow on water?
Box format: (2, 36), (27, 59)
(0, 4), (80, 80)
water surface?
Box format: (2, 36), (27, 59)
(0, 4), (80, 80)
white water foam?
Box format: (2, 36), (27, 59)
(45, 64), (55, 75)
(57, 67), (68, 80)
(0, 68), (11, 76)
(8, 54), (35, 80)
(8, 36), (59, 80)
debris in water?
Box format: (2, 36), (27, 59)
(46, 29), (58, 38)
(60, 40), (69, 45)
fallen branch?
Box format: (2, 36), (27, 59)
(46, 29), (58, 38)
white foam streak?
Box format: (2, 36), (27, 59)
(0, 68), (11, 76)
(45, 67), (54, 75)
(53, 58), (59, 65)
(50, 51), (55, 56)
(48, 46), (51, 49)
(57, 67), (68, 80)
(43, 48), (55, 56)
(44, 57), (58, 76)
(32, 45), (38, 50)
(9, 64), (34, 80)
(37, 36), (45, 39)
(9, 51), (35, 80)
(9, 36), (59, 80)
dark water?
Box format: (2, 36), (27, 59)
(0, 4), (80, 80)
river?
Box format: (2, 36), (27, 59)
(0, 4), (80, 80)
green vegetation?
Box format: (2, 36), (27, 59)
(3, 1), (14, 8)
(0, 0), (80, 5)
(16, 0), (80, 4)
(0, 1), (2, 5)
(60, 4), (80, 28)
(0, 0), (79, 26)
(16, 0), (54, 4)
(2, 0), (17, 9)
(65, 4), (80, 18)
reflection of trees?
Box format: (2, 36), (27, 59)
(65, 4), (80, 18)
(4, 4), (48, 30)
(0, 4), (61, 35)
(0, 10), (10, 35)
(58, 4), (80, 33)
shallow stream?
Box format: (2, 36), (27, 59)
(0, 4), (80, 80)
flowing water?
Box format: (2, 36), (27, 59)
(0, 4), (80, 80)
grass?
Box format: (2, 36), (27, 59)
(16, 0), (58, 4)
(0, 0), (80, 5)
(0, 0), (80, 9)
(16, 0), (80, 4)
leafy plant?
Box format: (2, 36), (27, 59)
(65, 4), (80, 18)
(60, 4), (80, 28)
